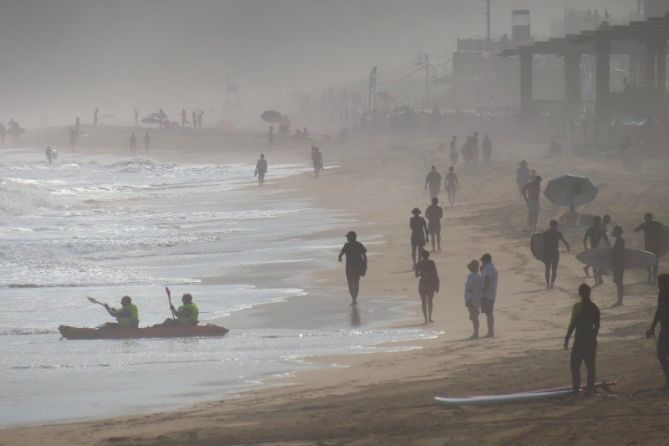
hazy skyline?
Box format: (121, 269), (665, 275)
(0, 0), (633, 125)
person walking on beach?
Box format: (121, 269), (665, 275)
(444, 166), (459, 207)
(611, 226), (626, 307)
(634, 213), (663, 283)
(311, 146), (323, 178)
(129, 132), (137, 154)
(583, 216), (610, 285)
(425, 197), (443, 252)
(449, 136), (459, 166)
(564, 283), (600, 394)
(516, 161), (530, 197)
(338, 231), (367, 306)
(143, 129), (151, 153)
(482, 135), (492, 163)
(542, 220), (571, 289)
(415, 249), (439, 324)
(465, 260), (483, 339)
(410, 208), (429, 270)
(255, 154), (268, 187)
(523, 175), (542, 232)
(646, 273), (669, 390)
(93, 108), (99, 126)
(425, 165), (442, 199)
(480, 253), (498, 338)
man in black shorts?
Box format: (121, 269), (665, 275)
(425, 197), (443, 252)
(634, 213), (663, 283)
(338, 231), (368, 306)
(564, 284), (600, 393)
(542, 220), (570, 289)
(646, 274), (669, 390)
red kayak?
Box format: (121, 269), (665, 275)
(58, 324), (229, 340)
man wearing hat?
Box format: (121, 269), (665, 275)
(480, 253), (498, 338)
(338, 231), (368, 305)
(516, 160), (529, 197)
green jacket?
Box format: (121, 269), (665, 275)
(112, 303), (139, 328)
(176, 303), (199, 325)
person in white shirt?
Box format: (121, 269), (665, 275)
(480, 253), (498, 338)
(464, 260), (483, 339)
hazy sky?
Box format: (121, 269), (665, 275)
(0, 0), (633, 124)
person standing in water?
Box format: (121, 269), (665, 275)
(465, 259), (483, 339)
(611, 226), (626, 307)
(480, 253), (498, 338)
(410, 208), (429, 270)
(564, 284), (600, 394)
(45, 146), (57, 165)
(424, 165), (442, 199)
(646, 274), (669, 390)
(481, 135), (492, 163)
(634, 213), (663, 283)
(583, 216), (610, 285)
(338, 231), (367, 306)
(449, 136), (459, 166)
(311, 146), (323, 178)
(129, 132), (137, 154)
(415, 249), (439, 324)
(542, 220), (571, 289)
(255, 154), (268, 187)
(425, 197), (443, 252)
(143, 129), (151, 153)
(523, 175), (542, 232)
(444, 166), (459, 207)
(516, 161), (530, 197)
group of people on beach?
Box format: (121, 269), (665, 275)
(448, 132), (493, 164)
(425, 166), (458, 206)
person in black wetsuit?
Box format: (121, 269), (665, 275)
(583, 216), (610, 285)
(415, 249), (440, 324)
(425, 197), (443, 252)
(611, 226), (626, 307)
(564, 283), (600, 394)
(338, 231), (367, 305)
(634, 213), (663, 283)
(646, 273), (669, 390)
(410, 208), (429, 270)
(542, 220), (570, 289)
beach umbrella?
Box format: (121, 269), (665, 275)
(543, 175), (598, 208)
(261, 110), (283, 123)
(141, 112), (168, 124)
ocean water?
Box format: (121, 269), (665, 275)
(0, 149), (432, 426)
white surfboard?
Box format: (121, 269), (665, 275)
(576, 248), (656, 270)
(435, 389), (572, 406)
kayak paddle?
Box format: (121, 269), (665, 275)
(165, 287), (176, 319)
(87, 296), (107, 307)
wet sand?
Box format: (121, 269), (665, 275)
(2, 127), (669, 445)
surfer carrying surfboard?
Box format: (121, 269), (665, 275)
(646, 274), (669, 390)
(564, 284), (600, 394)
(542, 220), (570, 289)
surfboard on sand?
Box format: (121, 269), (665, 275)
(435, 382), (616, 407)
(576, 248), (657, 270)
(530, 233), (547, 262)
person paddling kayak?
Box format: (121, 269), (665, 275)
(103, 296), (139, 328)
(163, 287), (199, 326)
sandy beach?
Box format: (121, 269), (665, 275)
(2, 126), (669, 445)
